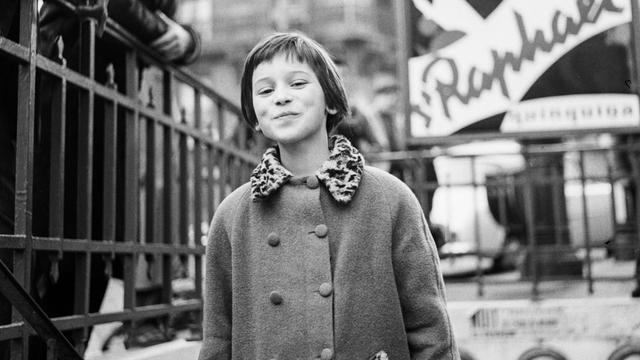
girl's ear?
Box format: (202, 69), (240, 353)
(327, 108), (337, 115)
(254, 124), (261, 132)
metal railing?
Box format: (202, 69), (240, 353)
(366, 139), (640, 300)
(0, 1), (258, 359)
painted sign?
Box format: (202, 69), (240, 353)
(448, 298), (640, 341)
(501, 94), (640, 132)
(409, 0), (633, 137)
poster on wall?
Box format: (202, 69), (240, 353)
(408, 0), (638, 138)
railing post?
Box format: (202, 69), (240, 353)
(470, 156), (484, 298)
(48, 35), (67, 291)
(162, 70), (175, 340)
(579, 151), (594, 294)
(630, 147), (640, 297)
(72, 7), (96, 352)
(179, 109), (189, 280)
(102, 64), (118, 272)
(13, 0), (38, 358)
(193, 89), (204, 339)
(123, 49), (139, 347)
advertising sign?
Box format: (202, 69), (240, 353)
(408, 0), (634, 138)
(501, 94), (640, 132)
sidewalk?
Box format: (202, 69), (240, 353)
(87, 338), (202, 360)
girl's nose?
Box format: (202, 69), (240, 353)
(273, 89), (292, 105)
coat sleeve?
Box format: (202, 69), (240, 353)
(107, 0), (200, 64)
(107, 0), (168, 42)
(390, 184), (460, 360)
(198, 210), (232, 360)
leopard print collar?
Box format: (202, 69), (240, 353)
(250, 135), (364, 204)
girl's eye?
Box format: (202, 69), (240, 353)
(257, 87), (273, 96)
(291, 80), (307, 88)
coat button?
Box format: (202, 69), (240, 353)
(314, 224), (328, 238)
(267, 232), (280, 247)
(319, 282), (333, 297)
(269, 291), (283, 305)
(320, 348), (333, 359)
(305, 176), (319, 189)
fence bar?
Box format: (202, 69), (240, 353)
(145, 116), (156, 246)
(0, 324), (22, 343)
(522, 150), (540, 299)
(179, 111), (189, 271)
(219, 151), (229, 199)
(162, 71), (175, 339)
(632, 149), (640, 295)
(497, 177), (509, 250)
(0, 36), (29, 61)
(12, 0), (38, 358)
(28, 237), (203, 255)
(217, 103), (225, 142)
(193, 89), (204, 338)
(49, 64), (67, 244)
(0, 300), (202, 341)
(102, 65), (118, 279)
(606, 151), (618, 251)
(551, 161), (564, 246)
(122, 50), (139, 341)
(207, 146), (216, 217)
(579, 151), (594, 294)
(471, 156), (484, 297)
(144, 99), (157, 305)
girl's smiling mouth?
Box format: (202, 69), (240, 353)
(273, 111), (300, 120)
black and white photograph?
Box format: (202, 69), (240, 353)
(1, 0), (640, 359)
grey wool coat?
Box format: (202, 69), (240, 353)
(199, 136), (459, 360)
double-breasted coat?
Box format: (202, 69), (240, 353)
(199, 136), (459, 360)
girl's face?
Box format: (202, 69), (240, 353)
(252, 53), (329, 146)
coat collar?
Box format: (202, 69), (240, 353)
(250, 135), (364, 204)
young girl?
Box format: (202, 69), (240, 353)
(199, 32), (459, 360)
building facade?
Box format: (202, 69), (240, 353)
(177, 0), (397, 106)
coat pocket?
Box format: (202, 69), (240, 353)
(369, 350), (389, 360)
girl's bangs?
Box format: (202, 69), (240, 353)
(254, 38), (315, 67)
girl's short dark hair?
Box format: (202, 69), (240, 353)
(240, 32), (350, 133)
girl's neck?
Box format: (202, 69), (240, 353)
(278, 135), (331, 177)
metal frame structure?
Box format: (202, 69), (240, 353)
(0, 1), (257, 359)
(367, 141), (640, 299)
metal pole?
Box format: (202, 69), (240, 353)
(629, 0), (640, 297)
(394, 0), (412, 141)
(13, 0), (38, 358)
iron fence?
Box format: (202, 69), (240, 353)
(0, 1), (257, 359)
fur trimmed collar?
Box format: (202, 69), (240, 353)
(250, 135), (364, 204)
